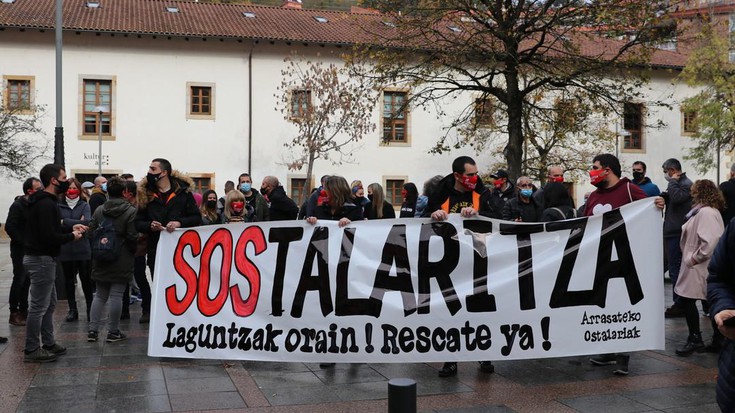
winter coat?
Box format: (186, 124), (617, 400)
(89, 189), (107, 214)
(487, 183), (515, 217)
(313, 202), (363, 222)
(366, 201), (396, 220)
(24, 190), (75, 257)
(58, 199), (92, 261)
(135, 171), (202, 253)
(244, 189), (270, 222)
(541, 205), (577, 222)
(267, 185), (299, 221)
(662, 173), (693, 238)
(423, 174), (499, 218)
(502, 195), (543, 222)
(414, 195), (428, 218)
(201, 211), (224, 225)
(706, 218), (735, 412)
(675, 206), (724, 300)
(88, 198), (138, 284)
(5, 196), (29, 252)
(632, 177), (661, 197)
(720, 178), (735, 224)
(400, 198), (417, 218)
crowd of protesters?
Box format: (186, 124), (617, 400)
(3, 154), (735, 410)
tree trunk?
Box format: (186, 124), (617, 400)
(504, 71), (524, 182)
(304, 151), (316, 195)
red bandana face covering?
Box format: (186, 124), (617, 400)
(401, 189), (408, 198)
(460, 175), (478, 191)
(66, 189), (80, 199)
(493, 178), (504, 189)
(231, 201), (245, 214)
(589, 169), (607, 186)
(550, 176), (564, 183)
(318, 190), (330, 206)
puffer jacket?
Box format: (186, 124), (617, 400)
(58, 199), (91, 261)
(135, 171), (202, 253)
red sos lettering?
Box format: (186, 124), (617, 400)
(167, 227), (267, 317)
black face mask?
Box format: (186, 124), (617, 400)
(55, 179), (70, 194)
(205, 200), (217, 209)
(367, 194), (374, 201)
(146, 172), (161, 189)
(632, 171), (644, 181)
(260, 187), (269, 195)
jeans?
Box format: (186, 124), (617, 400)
(24, 255), (58, 352)
(89, 281), (127, 333)
(666, 236), (683, 305)
(9, 245), (29, 313)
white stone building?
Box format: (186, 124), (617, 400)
(0, 0), (729, 226)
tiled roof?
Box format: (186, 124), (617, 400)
(0, 0), (687, 68)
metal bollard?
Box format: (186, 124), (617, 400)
(388, 378), (416, 413)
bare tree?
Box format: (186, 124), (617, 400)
(351, 0), (682, 180)
(0, 106), (48, 179)
(276, 55), (377, 192)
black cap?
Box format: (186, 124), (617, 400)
(490, 169), (508, 179)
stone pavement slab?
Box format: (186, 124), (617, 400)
(0, 240), (722, 413)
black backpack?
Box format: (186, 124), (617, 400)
(91, 215), (122, 262)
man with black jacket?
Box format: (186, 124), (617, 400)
(423, 155), (497, 377)
(24, 164), (86, 362)
(88, 175), (108, 214)
(135, 158), (201, 276)
(261, 176), (299, 220)
(660, 158), (693, 318)
(5, 177), (43, 327)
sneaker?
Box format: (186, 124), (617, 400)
(589, 354), (617, 366)
(665, 304), (685, 318)
(42, 343), (67, 356)
(0, 336), (7, 344)
(478, 361), (495, 374)
(438, 362), (458, 377)
(106, 331), (127, 343)
(9, 312), (25, 326)
(612, 355), (630, 376)
(319, 363), (335, 368)
(24, 347), (58, 363)
(65, 309), (79, 322)
(87, 331), (99, 342)
(139, 313), (150, 324)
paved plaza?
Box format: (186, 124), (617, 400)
(0, 239), (721, 413)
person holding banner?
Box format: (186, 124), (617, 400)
(584, 153), (647, 375)
(136, 158), (202, 278)
(305, 175), (363, 368)
(200, 190), (224, 225)
(306, 176), (363, 227)
(706, 217), (735, 412)
(424, 155), (496, 378)
(674, 180), (725, 356)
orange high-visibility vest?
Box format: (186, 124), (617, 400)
(441, 191), (480, 213)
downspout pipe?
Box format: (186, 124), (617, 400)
(248, 45), (253, 174)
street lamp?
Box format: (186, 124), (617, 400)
(94, 105), (108, 177)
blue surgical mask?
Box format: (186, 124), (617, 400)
(240, 183), (251, 193)
(101, 183), (107, 192)
(520, 189), (533, 198)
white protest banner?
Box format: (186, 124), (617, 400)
(148, 198), (664, 362)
